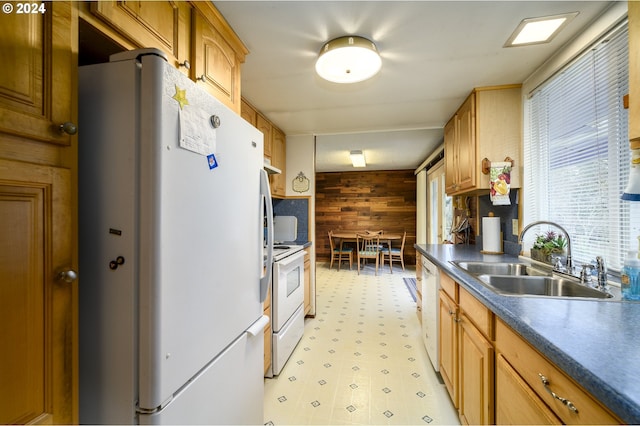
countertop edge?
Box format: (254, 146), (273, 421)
(415, 243), (640, 424)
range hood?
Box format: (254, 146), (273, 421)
(264, 161), (281, 175)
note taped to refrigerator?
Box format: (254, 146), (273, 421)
(178, 106), (216, 155)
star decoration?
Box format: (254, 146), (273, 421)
(172, 85), (189, 110)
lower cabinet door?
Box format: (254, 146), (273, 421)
(495, 354), (561, 425)
(438, 290), (458, 407)
(458, 313), (494, 425)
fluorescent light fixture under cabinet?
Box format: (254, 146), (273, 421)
(350, 150), (366, 167)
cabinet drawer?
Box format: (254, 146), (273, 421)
(440, 271), (457, 301)
(459, 286), (492, 339)
(495, 319), (620, 424)
(496, 353), (561, 425)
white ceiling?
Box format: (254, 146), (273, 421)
(214, 1), (617, 172)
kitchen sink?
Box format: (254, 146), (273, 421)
(476, 275), (613, 299)
(453, 261), (550, 277)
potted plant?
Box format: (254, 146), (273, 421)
(531, 231), (568, 264)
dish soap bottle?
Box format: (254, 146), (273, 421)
(621, 250), (640, 301)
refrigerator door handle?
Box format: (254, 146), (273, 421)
(247, 315), (270, 337)
(260, 169), (274, 303)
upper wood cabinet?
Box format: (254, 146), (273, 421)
(445, 95), (475, 194)
(241, 99), (287, 197)
(270, 127), (287, 197)
(0, 1), (75, 145)
(192, 4), (246, 113)
(256, 113), (272, 158)
(445, 85), (522, 195)
(80, 1), (247, 112)
(241, 99), (258, 127)
(89, 1), (192, 76)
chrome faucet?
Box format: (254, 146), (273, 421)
(518, 221), (573, 274)
(595, 256), (609, 292)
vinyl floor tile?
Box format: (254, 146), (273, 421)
(264, 262), (460, 425)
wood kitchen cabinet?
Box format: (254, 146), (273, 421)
(445, 85), (522, 195)
(256, 113), (272, 159)
(270, 127), (287, 197)
(445, 95), (475, 194)
(86, 1), (192, 76)
(496, 353), (562, 424)
(0, 2), (77, 423)
(304, 252), (311, 315)
(458, 287), (494, 425)
(416, 254), (423, 323)
(439, 271), (494, 425)
(241, 98), (258, 127)
(0, 2), (75, 145)
(241, 99), (288, 197)
(439, 285), (459, 408)
(263, 284), (272, 374)
(434, 263), (624, 425)
(495, 318), (621, 425)
(192, 3), (246, 113)
(79, 1), (247, 113)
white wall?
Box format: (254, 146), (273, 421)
(285, 134), (316, 315)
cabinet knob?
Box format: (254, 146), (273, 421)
(178, 60), (191, 70)
(197, 75), (206, 82)
(58, 122), (77, 135)
(57, 268), (78, 283)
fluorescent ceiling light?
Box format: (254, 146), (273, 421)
(316, 36), (381, 84)
(504, 12), (578, 47)
(350, 150), (366, 167)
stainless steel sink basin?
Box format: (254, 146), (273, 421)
(453, 261), (549, 276)
(477, 275), (613, 299)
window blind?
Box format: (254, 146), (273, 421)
(524, 21), (640, 272)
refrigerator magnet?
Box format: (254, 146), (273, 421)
(207, 154), (218, 170)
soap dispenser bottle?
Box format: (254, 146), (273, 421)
(621, 250), (640, 301)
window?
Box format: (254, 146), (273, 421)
(524, 21), (640, 272)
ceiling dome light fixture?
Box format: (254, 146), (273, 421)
(316, 36), (381, 84)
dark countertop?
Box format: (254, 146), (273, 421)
(282, 241), (312, 249)
(415, 243), (640, 424)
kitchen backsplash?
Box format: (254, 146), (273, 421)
(273, 197), (309, 243)
(477, 189), (520, 256)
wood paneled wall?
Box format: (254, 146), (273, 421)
(316, 170), (417, 265)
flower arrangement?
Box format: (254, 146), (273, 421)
(531, 231), (567, 263)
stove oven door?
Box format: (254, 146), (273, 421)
(272, 250), (306, 332)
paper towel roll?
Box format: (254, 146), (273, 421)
(481, 216), (503, 254)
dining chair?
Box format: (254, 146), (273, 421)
(381, 231), (406, 273)
(328, 231), (352, 270)
(356, 232), (381, 275)
(365, 229), (385, 251)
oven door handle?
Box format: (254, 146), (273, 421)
(276, 249), (306, 267)
(260, 169), (274, 303)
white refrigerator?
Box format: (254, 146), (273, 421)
(78, 48), (273, 424)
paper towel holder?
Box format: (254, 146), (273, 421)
(482, 157), (514, 174)
(480, 212), (504, 255)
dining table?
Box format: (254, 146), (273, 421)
(331, 231), (403, 249)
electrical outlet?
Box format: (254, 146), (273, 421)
(512, 219), (519, 236)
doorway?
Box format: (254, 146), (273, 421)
(427, 161), (452, 244)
